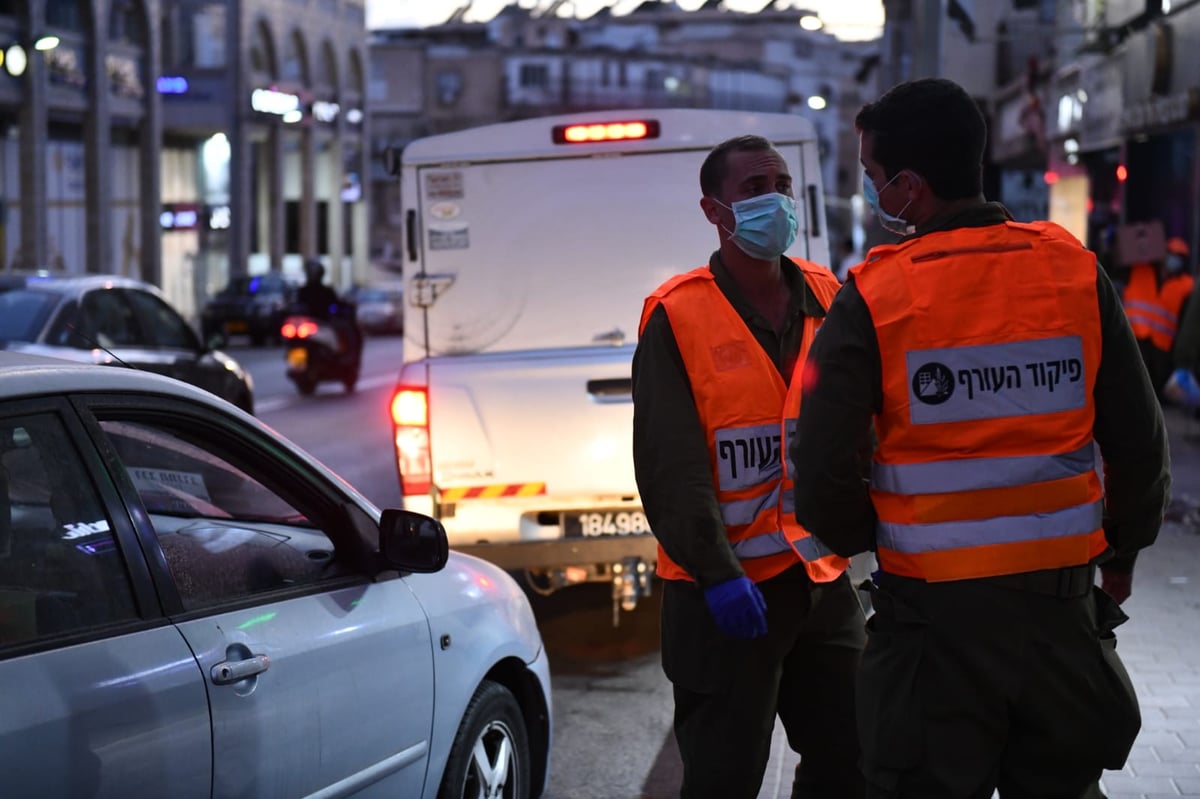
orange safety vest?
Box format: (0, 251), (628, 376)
(1123, 263), (1194, 351)
(850, 221), (1109, 582)
(638, 259), (848, 584)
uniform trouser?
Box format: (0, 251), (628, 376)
(662, 564), (867, 799)
(858, 573), (1141, 799)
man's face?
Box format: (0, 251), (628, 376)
(859, 130), (911, 217)
(704, 147), (792, 228)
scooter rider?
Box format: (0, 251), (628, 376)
(297, 259), (362, 364)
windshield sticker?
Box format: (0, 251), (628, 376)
(130, 467), (212, 502)
(907, 336), (1086, 424)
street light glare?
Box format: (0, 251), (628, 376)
(807, 95), (827, 110)
(33, 35), (59, 51)
(799, 15), (824, 31)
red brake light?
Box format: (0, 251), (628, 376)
(552, 119), (660, 145)
(281, 322), (297, 339)
(297, 321), (319, 339)
(392, 386), (431, 496)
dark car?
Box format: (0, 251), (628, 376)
(200, 272), (296, 346)
(0, 272), (255, 413)
(346, 283), (404, 335)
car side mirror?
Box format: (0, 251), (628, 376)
(380, 509), (448, 573)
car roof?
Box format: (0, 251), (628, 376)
(0, 349), (232, 407)
(0, 272), (166, 297)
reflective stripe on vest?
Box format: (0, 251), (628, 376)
(731, 528), (834, 561)
(872, 443), (1096, 495)
(878, 499), (1104, 554)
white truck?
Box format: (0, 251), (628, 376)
(389, 108), (831, 623)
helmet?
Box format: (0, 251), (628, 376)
(304, 259), (325, 282)
(1167, 237), (1190, 257)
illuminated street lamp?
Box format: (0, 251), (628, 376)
(33, 36), (59, 51)
(807, 95), (827, 111)
(799, 15), (823, 31)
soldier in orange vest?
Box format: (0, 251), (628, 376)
(633, 135), (866, 798)
(791, 78), (1170, 798)
(1123, 236), (1195, 396)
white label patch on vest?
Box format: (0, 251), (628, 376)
(906, 336), (1086, 424)
(715, 423), (783, 491)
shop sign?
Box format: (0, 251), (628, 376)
(312, 100), (339, 123)
(1120, 88), (1199, 132)
(160, 204), (200, 231)
(251, 88), (302, 123)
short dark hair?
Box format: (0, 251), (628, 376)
(700, 135), (776, 198)
(855, 78), (986, 201)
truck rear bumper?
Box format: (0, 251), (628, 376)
(450, 534), (658, 571)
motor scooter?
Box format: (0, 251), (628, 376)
(280, 306), (361, 395)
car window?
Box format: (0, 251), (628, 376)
(99, 419), (349, 611)
(0, 413), (139, 648)
(0, 289), (61, 343)
(80, 289), (142, 348)
(122, 290), (200, 350)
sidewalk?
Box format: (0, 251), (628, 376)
(758, 406), (1200, 799)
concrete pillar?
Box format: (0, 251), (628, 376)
(228, 4), (250, 280)
(352, 139), (368, 286)
(269, 123), (285, 270)
(85, 0), (111, 275)
(328, 126), (345, 286)
(300, 126), (317, 259)
(18, 1), (48, 270)
(139, 2), (163, 286)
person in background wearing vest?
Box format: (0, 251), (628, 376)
(790, 78), (1171, 798)
(632, 135), (866, 799)
(1123, 236), (1195, 398)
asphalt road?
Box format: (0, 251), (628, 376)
(229, 334), (683, 799)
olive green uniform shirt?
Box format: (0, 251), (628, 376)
(632, 251), (825, 587)
(790, 203), (1171, 573)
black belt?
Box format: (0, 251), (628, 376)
(983, 564), (1096, 598)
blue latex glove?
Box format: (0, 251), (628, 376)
(1166, 368), (1200, 407)
(703, 576), (768, 639)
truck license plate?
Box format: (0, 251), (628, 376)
(564, 510), (652, 538)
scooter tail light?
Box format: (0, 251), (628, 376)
(281, 322), (297, 339)
(297, 321), (320, 339)
(391, 386), (432, 496)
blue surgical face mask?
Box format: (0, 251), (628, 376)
(713, 192), (798, 260)
(1166, 254), (1187, 274)
(863, 171), (913, 236)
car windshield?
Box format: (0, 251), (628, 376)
(0, 289), (60, 343)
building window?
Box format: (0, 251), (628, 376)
(520, 63), (549, 89)
(46, 0), (84, 31)
(163, 2), (226, 71)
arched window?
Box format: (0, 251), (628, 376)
(110, 0), (146, 46)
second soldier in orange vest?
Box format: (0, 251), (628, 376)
(1123, 236), (1195, 396)
(633, 135), (866, 799)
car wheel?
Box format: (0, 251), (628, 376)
(438, 680), (530, 799)
(294, 377), (317, 396)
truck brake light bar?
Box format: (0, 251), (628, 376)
(552, 119), (661, 145)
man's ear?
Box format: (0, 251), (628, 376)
(700, 196), (722, 226)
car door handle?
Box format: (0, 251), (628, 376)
(211, 654), (270, 685)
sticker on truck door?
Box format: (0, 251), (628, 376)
(429, 223), (469, 250)
(424, 171), (464, 200)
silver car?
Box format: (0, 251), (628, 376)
(0, 272), (255, 414)
(0, 351), (551, 799)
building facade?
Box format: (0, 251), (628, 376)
(368, 2), (879, 269)
(0, 0), (370, 321)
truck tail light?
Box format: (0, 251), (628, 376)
(551, 119), (660, 144)
(391, 386), (432, 496)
